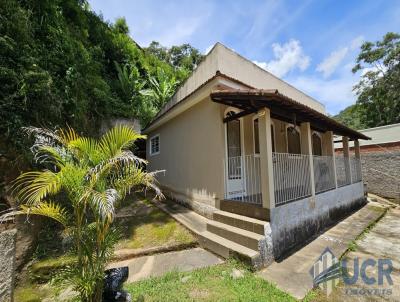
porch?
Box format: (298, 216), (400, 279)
(211, 88), (368, 220)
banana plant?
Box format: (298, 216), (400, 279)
(11, 125), (163, 302)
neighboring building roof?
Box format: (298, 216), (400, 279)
(211, 89), (370, 140)
(335, 123), (400, 148)
(143, 43), (325, 132)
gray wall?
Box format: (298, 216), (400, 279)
(0, 229), (17, 302)
(270, 182), (366, 257)
(361, 151), (400, 201)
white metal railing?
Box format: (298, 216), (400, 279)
(350, 156), (362, 183)
(313, 155), (336, 194)
(224, 155), (262, 204)
(224, 152), (361, 208)
(273, 152), (312, 206)
(335, 155), (351, 187)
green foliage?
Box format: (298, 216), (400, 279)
(145, 41), (204, 77)
(125, 259), (296, 302)
(0, 0), (202, 171)
(333, 104), (366, 130)
(351, 32), (400, 128)
(12, 125), (163, 302)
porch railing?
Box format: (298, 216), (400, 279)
(272, 152), (312, 206)
(313, 155), (336, 194)
(350, 156), (362, 183)
(335, 155), (351, 187)
(224, 155), (262, 204)
(224, 152), (363, 207)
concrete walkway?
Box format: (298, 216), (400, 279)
(258, 203), (388, 300)
(151, 198), (208, 234)
(108, 247), (223, 282)
(324, 206), (400, 301)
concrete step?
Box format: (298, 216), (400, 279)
(206, 220), (264, 251)
(213, 210), (266, 235)
(198, 231), (262, 268)
(220, 199), (270, 221)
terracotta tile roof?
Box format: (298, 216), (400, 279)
(210, 88), (370, 140)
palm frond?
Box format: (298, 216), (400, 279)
(34, 145), (66, 167)
(99, 125), (145, 158)
(86, 150), (146, 184)
(57, 125), (80, 145)
(69, 137), (101, 165)
(13, 170), (62, 205)
(113, 168), (164, 200)
(82, 189), (119, 223)
(20, 202), (70, 227)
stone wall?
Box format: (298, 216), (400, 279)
(361, 151), (400, 201)
(270, 182), (366, 258)
(0, 229), (17, 302)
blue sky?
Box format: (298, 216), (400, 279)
(88, 0), (400, 115)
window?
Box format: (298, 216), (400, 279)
(150, 135), (160, 155)
(312, 133), (322, 155)
(253, 118), (275, 154)
(287, 126), (301, 154)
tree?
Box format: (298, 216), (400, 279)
(11, 125), (163, 301)
(333, 104), (366, 130)
(140, 67), (178, 125)
(352, 32), (400, 127)
(145, 42), (204, 73)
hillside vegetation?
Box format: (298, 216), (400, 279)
(0, 0), (203, 206)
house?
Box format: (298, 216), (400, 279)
(143, 43), (369, 268)
(335, 123), (400, 201)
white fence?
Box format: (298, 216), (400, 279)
(272, 153), (312, 206)
(224, 155), (262, 204)
(335, 155), (351, 187)
(350, 156), (362, 183)
(224, 153), (362, 207)
(313, 155), (336, 193)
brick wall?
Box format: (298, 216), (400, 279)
(361, 151), (400, 201)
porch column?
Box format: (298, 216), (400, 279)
(354, 139), (361, 159)
(258, 108), (275, 210)
(324, 131), (338, 188)
(342, 136), (351, 184)
(300, 122), (316, 197)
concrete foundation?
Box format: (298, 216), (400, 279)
(270, 182), (366, 257)
(0, 229), (17, 302)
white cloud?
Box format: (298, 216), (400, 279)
(287, 74), (358, 114)
(253, 39), (310, 77)
(316, 36), (365, 79)
(350, 35), (364, 50)
(316, 47), (348, 78)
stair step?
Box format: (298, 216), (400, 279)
(207, 220), (264, 251)
(220, 199), (269, 221)
(198, 231), (261, 268)
(213, 210), (266, 235)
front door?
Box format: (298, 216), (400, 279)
(225, 111), (245, 199)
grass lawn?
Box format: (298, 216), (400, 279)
(125, 259), (297, 302)
(115, 197), (196, 250)
(14, 195), (197, 301)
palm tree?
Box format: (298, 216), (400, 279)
(11, 125), (163, 301)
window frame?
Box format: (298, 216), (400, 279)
(149, 134), (160, 156)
